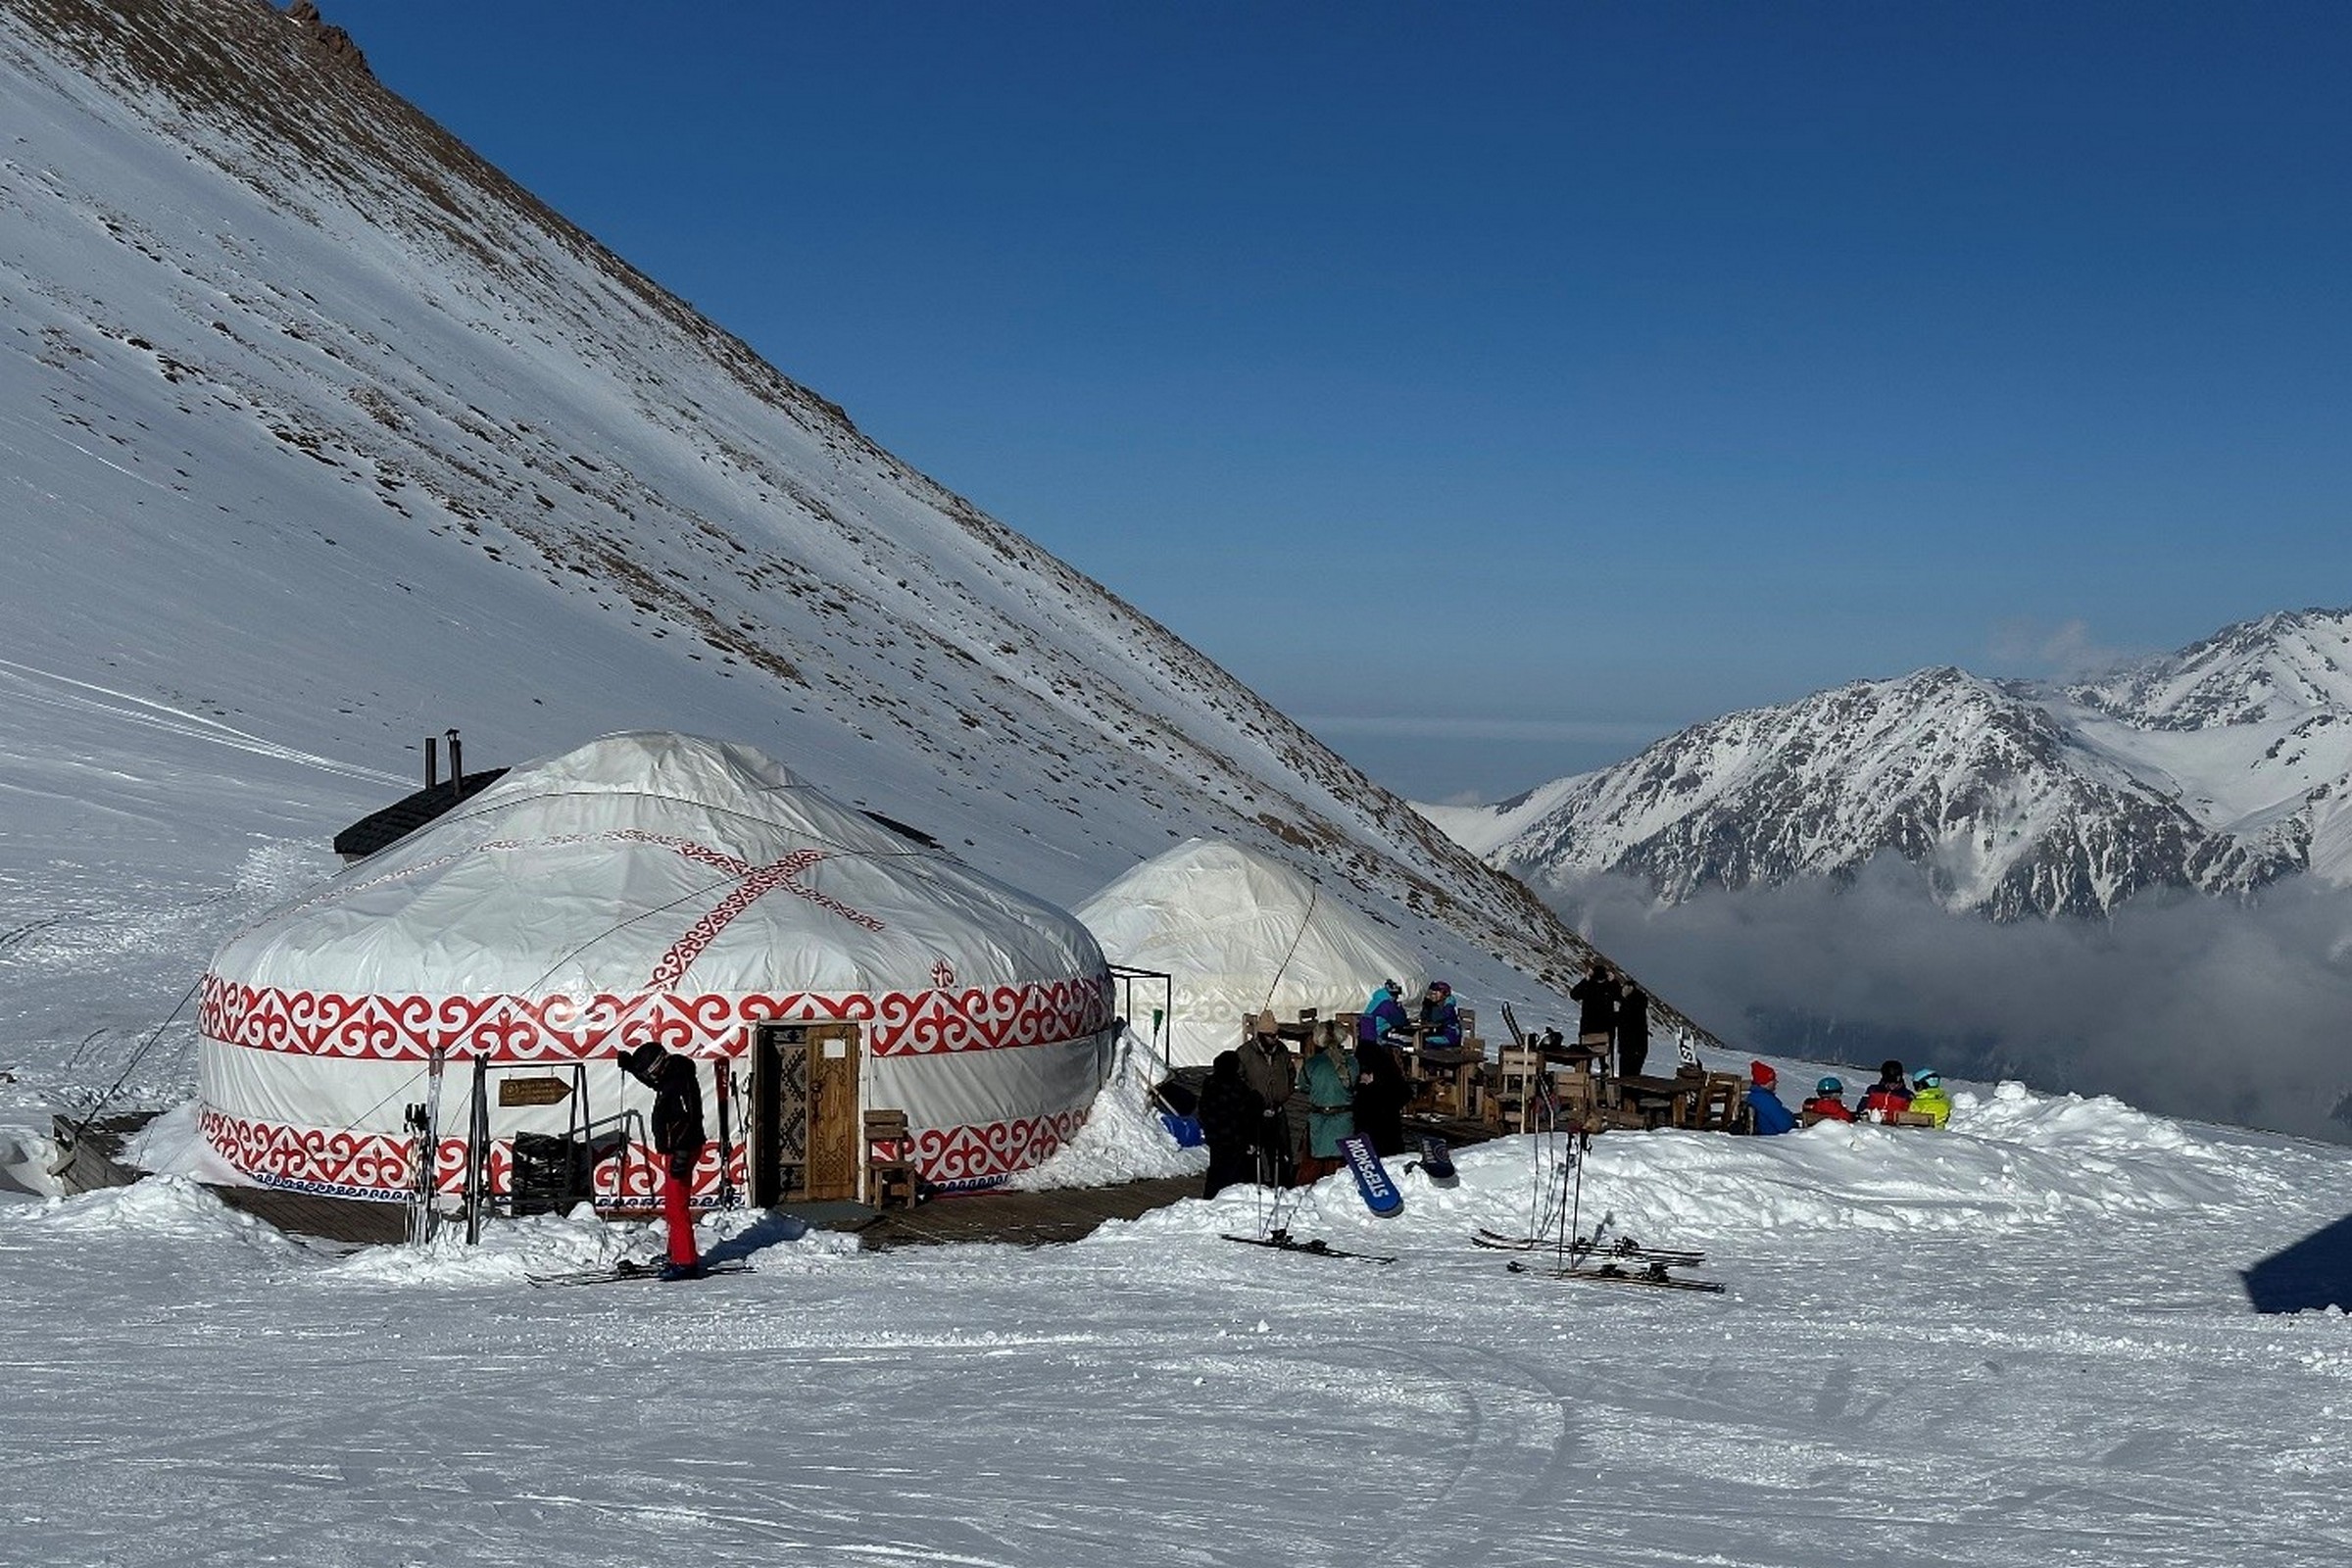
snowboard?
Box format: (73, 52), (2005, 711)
(1339, 1132), (1402, 1217)
(1406, 1135), (1458, 1187)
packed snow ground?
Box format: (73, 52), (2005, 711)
(5, 1077), (2349, 1568)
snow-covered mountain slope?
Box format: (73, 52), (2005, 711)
(1423, 609), (2352, 918)
(0, 0), (1668, 1077)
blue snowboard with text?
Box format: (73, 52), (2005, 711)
(1340, 1132), (1402, 1217)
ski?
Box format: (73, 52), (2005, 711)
(1506, 1259), (1725, 1294)
(1222, 1232), (1396, 1265)
(1473, 1226), (1704, 1266)
(528, 1259), (754, 1288)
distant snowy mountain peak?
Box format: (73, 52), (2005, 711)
(2066, 606), (2352, 732)
(1422, 610), (2352, 919)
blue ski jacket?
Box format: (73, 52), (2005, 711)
(1356, 986), (1411, 1046)
(1747, 1085), (1797, 1136)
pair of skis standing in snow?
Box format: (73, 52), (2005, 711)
(1222, 1003), (1722, 1291)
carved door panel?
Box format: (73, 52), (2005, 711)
(803, 1023), (862, 1202)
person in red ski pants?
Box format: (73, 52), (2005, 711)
(621, 1039), (708, 1280)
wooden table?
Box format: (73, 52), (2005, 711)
(1614, 1072), (1699, 1129)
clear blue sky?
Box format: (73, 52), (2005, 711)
(331, 1), (2352, 802)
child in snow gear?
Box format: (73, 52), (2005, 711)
(1196, 1050), (1264, 1199)
(1801, 1075), (1856, 1122)
(1860, 1060), (1914, 1122)
(621, 1038), (708, 1279)
(1745, 1060), (1797, 1136)
(1239, 1011), (1298, 1186)
(1907, 1069), (1953, 1128)
(1416, 981), (1462, 1051)
(1356, 979), (1411, 1048)
(1297, 1022), (1357, 1183)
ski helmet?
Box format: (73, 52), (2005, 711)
(1914, 1069), (1942, 1089)
(1816, 1076), (1843, 1096)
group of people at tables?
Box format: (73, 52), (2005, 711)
(1195, 978), (1459, 1199)
(1745, 1058), (1954, 1134)
(1195, 987), (1958, 1199)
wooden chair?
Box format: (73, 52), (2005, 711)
(1689, 1072), (1750, 1133)
(1487, 1044), (1547, 1133)
(862, 1108), (918, 1208)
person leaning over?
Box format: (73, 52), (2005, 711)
(1296, 1020), (1357, 1184)
(621, 1038), (709, 1281)
(1240, 1010), (1298, 1186)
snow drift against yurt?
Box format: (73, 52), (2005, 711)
(198, 733), (1114, 1202)
(1074, 837), (1425, 1067)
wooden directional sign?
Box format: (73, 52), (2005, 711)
(498, 1076), (574, 1107)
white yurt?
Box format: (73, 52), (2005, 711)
(1073, 837), (1426, 1068)
(197, 732), (1115, 1204)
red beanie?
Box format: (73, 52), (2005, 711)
(1749, 1059), (1777, 1089)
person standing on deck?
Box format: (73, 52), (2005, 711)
(622, 1039), (709, 1280)
(1196, 1050), (1264, 1199)
(1569, 963), (1621, 1062)
(1614, 980), (1651, 1079)
(1297, 1021), (1357, 1183)
(1240, 1011), (1298, 1186)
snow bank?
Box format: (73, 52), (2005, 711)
(1101, 1075), (2305, 1261)
(4, 1174), (303, 1261)
(1004, 1033), (1206, 1191)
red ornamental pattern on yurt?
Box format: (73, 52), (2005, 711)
(198, 973), (1114, 1060)
(199, 1103), (1088, 1199)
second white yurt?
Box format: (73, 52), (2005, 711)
(1073, 837), (1425, 1068)
(197, 732), (1115, 1205)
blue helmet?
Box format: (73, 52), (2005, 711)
(1914, 1069), (1942, 1089)
(1815, 1076), (1843, 1096)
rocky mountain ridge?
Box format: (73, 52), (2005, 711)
(1422, 608), (2352, 919)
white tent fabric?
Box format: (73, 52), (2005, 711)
(1073, 837), (1427, 1068)
(197, 732), (1113, 1200)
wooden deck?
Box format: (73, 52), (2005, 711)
(860, 1174), (1200, 1250)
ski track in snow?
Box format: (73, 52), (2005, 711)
(4, 1096), (2350, 1568)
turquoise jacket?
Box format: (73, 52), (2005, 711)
(1298, 1048), (1357, 1158)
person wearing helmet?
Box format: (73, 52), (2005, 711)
(1417, 980), (1462, 1051)
(1801, 1075), (1856, 1123)
(1745, 1059), (1797, 1136)
(1859, 1059), (1914, 1123)
(1908, 1069), (1954, 1128)
(1356, 978), (1412, 1049)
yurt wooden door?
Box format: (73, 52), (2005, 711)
(749, 1021), (863, 1204)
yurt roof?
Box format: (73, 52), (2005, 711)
(213, 731), (1102, 999)
(1074, 837), (1426, 1064)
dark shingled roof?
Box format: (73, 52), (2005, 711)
(332, 768), (945, 860)
(331, 768), (510, 859)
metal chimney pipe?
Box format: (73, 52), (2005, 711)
(424, 734), (439, 793)
(446, 728), (463, 794)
